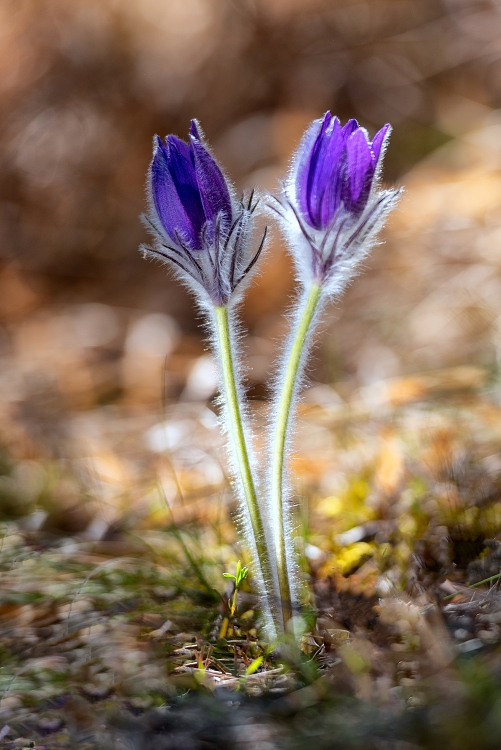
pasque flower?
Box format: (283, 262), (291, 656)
(266, 113), (401, 634)
(142, 119), (265, 307)
(271, 112), (401, 292)
(141, 120), (278, 639)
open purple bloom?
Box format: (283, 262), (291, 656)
(270, 113), (401, 291)
(142, 120), (265, 306)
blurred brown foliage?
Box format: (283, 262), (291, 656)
(1, 0), (501, 431)
(1, 0), (500, 306)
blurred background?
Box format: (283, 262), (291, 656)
(6, 4), (501, 727)
(2, 0), (501, 527)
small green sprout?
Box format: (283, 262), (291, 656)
(244, 654), (263, 676)
(223, 560), (249, 617)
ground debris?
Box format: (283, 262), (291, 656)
(2, 379), (501, 746)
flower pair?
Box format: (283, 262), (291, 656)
(141, 112), (401, 639)
(142, 112), (400, 306)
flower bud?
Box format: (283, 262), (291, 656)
(142, 120), (265, 307)
(271, 112), (401, 292)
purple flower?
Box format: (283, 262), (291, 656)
(142, 120), (266, 306)
(270, 113), (401, 291)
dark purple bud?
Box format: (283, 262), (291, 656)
(142, 120), (266, 306)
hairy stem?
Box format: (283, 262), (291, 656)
(270, 283), (322, 632)
(213, 305), (277, 638)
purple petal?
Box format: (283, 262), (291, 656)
(295, 114), (330, 225)
(294, 115), (389, 229)
(316, 118), (345, 227)
(305, 114), (335, 227)
(189, 120), (233, 234)
(370, 123), (391, 166)
(166, 135), (206, 240)
(166, 134), (193, 167)
(341, 119), (359, 139)
(346, 129), (372, 204)
(151, 136), (201, 248)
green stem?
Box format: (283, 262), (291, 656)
(270, 283), (322, 632)
(214, 305), (276, 637)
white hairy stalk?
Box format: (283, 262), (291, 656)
(269, 284), (323, 632)
(212, 304), (278, 640)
